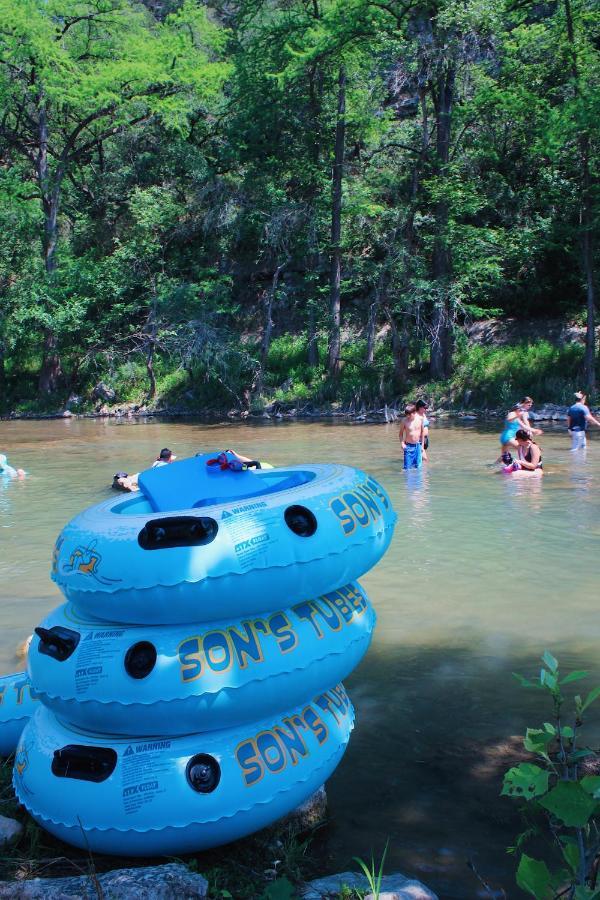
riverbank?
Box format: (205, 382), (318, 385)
(1, 330), (593, 425)
(0, 769), (438, 899)
(0, 400), (583, 425)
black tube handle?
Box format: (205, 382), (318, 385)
(35, 626), (80, 661)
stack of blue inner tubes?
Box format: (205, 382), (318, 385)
(6, 452), (396, 856)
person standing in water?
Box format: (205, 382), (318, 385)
(499, 397), (541, 452)
(415, 400), (430, 459)
(400, 403), (425, 469)
(567, 391), (600, 451)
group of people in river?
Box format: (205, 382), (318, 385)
(398, 391), (600, 474)
(2, 391), (599, 483)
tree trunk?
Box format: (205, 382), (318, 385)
(37, 103), (62, 395)
(307, 301), (319, 366)
(327, 67), (346, 379)
(145, 278), (158, 400)
(386, 306), (409, 386)
(257, 263), (284, 392)
(563, 0), (596, 392)
(582, 142), (596, 393)
(0, 340), (5, 402)
(429, 66), (455, 381)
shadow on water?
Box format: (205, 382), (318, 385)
(320, 642), (600, 899)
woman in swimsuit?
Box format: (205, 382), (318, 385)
(514, 429), (543, 474)
(499, 397), (542, 452)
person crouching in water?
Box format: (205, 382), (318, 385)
(400, 403), (425, 469)
(515, 429), (543, 473)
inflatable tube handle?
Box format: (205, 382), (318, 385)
(52, 745), (117, 783)
(34, 626), (80, 662)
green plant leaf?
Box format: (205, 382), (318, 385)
(569, 749), (596, 761)
(582, 686), (600, 712)
(541, 669), (557, 691)
(561, 840), (580, 874)
(543, 722), (556, 734)
(513, 673), (537, 688)
(574, 887), (600, 900)
(560, 671), (589, 685)
(581, 776), (600, 795)
(523, 728), (554, 755)
(542, 650), (558, 673)
(539, 781), (596, 827)
(502, 763), (549, 799)
(516, 854), (552, 899)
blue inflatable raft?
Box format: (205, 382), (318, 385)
(51, 454), (396, 624)
(0, 671), (38, 755)
(14, 685), (354, 856)
(28, 584), (375, 734)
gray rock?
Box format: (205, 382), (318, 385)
(92, 381), (116, 403)
(0, 863), (207, 899)
(0, 815), (23, 848)
(276, 786), (327, 833)
(301, 871), (438, 900)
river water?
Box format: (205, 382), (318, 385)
(1, 417), (599, 896)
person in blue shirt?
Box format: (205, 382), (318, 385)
(567, 391), (600, 451)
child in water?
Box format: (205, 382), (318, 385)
(399, 404), (426, 469)
(500, 451), (521, 473)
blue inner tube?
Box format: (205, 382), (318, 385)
(51, 454), (396, 624)
(28, 584), (375, 735)
(14, 688), (354, 856)
(0, 672), (38, 756)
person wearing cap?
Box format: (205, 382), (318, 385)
(567, 392), (600, 451)
(152, 448), (177, 468)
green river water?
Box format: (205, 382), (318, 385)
(1, 417), (599, 897)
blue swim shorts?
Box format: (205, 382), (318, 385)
(403, 443), (422, 470)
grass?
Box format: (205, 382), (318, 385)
(1, 330), (594, 417)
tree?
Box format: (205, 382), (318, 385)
(0, 0), (227, 393)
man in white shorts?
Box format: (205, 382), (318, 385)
(567, 391), (600, 450)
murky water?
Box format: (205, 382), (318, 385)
(1, 417), (599, 896)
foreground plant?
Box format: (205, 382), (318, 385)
(503, 651), (600, 898)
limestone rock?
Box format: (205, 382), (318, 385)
(300, 871), (438, 900)
(92, 381), (116, 403)
(277, 786), (327, 833)
(0, 863), (207, 899)
(0, 816), (22, 849)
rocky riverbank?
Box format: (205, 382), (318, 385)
(0, 784), (438, 899)
(0, 400), (583, 425)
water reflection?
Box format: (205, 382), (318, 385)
(402, 466), (431, 525)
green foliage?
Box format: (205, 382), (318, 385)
(0, 0), (599, 408)
(352, 840), (389, 900)
(452, 341), (585, 407)
(503, 654), (600, 898)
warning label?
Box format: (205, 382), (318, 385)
(121, 741), (170, 815)
(221, 508), (280, 572)
(74, 632), (124, 695)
